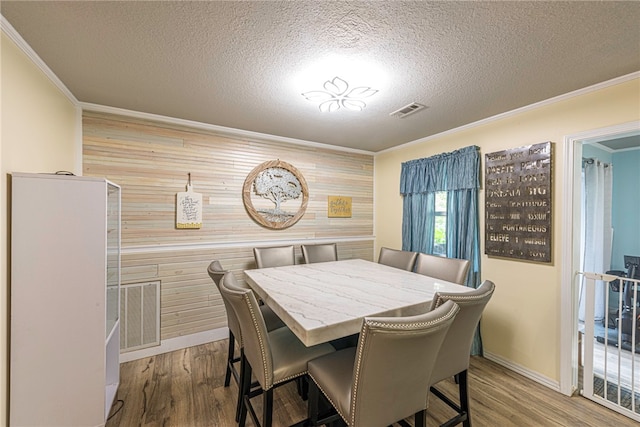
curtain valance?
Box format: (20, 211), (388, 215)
(400, 145), (480, 194)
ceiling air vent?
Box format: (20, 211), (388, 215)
(389, 102), (427, 118)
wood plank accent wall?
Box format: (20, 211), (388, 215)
(82, 112), (374, 341)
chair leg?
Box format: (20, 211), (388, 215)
(263, 388), (273, 427)
(458, 370), (471, 427)
(308, 378), (320, 425)
(301, 375), (309, 401)
(296, 376), (301, 393)
(238, 355), (252, 427)
(294, 375), (310, 400)
(414, 409), (426, 427)
(235, 349), (245, 422)
(430, 380), (468, 427)
(308, 378), (342, 427)
(225, 330), (235, 387)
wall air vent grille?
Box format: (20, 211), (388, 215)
(120, 280), (160, 352)
(389, 103), (427, 118)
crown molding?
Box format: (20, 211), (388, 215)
(81, 102), (376, 156)
(1, 15), (78, 105)
(379, 71), (640, 155)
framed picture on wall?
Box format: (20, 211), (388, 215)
(242, 160), (309, 230)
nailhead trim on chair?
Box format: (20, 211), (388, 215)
(349, 303), (460, 426)
(349, 324), (368, 426)
(366, 317), (452, 329)
(430, 281), (495, 427)
(243, 292), (310, 391)
(308, 372), (349, 425)
(432, 287), (493, 308)
(243, 292), (272, 390)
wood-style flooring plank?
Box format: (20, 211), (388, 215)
(107, 340), (638, 426)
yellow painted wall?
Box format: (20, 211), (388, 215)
(374, 78), (640, 382)
(1, 32), (78, 424)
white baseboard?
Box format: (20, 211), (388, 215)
(484, 351), (560, 392)
(119, 327), (229, 363)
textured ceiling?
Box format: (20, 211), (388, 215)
(2, 1), (639, 152)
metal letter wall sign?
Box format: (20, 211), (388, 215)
(484, 142), (553, 263)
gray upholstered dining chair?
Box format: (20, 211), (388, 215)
(253, 245), (296, 268)
(206, 261), (285, 421)
(301, 243), (338, 264)
(377, 246), (418, 271)
(307, 300), (460, 427)
(414, 253), (471, 285)
(219, 271), (335, 427)
(428, 280), (495, 427)
(253, 244), (309, 398)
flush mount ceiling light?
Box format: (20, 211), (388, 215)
(302, 76), (378, 112)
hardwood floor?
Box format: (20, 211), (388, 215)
(107, 340), (637, 426)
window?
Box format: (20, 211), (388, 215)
(433, 191), (447, 256)
(400, 145), (481, 352)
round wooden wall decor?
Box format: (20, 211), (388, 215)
(242, 160), (309, 229)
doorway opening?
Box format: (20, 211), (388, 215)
(561, 121), (640, 420)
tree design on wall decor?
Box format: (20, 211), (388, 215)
(243, 160), (309, 229)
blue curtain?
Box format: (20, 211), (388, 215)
(402, 192), (435, 254)
(400, 145), (484, 355)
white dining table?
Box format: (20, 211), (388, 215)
(244, 258), (472, 346)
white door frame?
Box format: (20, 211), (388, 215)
(560, 120), (640, 395)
